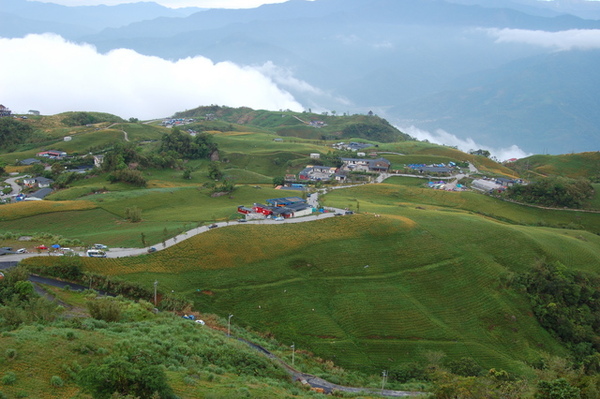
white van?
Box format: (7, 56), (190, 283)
(86, 249), (107, 258)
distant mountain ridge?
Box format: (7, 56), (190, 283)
(2, 0), (205, 37)
(3, 0), (600, 154)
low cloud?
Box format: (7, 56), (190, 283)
(485, 28), (600, 51)
(400, 125), (532, 162)
(0, 34), (304, 119)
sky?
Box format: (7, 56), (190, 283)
(35, 0), (293, 8)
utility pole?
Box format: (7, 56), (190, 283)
(227, 314), (233, 337)
(381, 370), (387, 393)
(291, 343), (295, 366)
(153, 280), (158, 306)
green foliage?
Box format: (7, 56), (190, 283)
(160, 128), (217, 160)
(86, 298), (122, 322)
(78, 356), (176, 399)
(61, 112), (123, 127)
(125, 206), (142, 223)
(0, 267), (33, 305)
(108, 169), (147, 187)
(536, 378), (581, 399)
(516, 261), (600, 360)
(445, 357), (484, 377)
(341, 121), (400, 142)
(207, 161), (223, 180)
(50, 375), (64, 387)
(505, 177), (594, 209)
(28, 256), (83, 281)
(389, 362), (429, 383)
(1, 372), (16, 386)
(5, 348), (17, 360)
(0, 118), (34, 152)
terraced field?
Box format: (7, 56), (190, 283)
(48, 201), (598, 375)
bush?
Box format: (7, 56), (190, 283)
(50, 375), (64, 387)
(5, 349), (17, 360)
(1, 372), (16, 385)
(446, 357), (484, 377)
(86, 298), (122, 322)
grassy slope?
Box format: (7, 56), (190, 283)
(0, 290), (321, 399)
(5, 109), (600, 381)
(508, 152), (600, 179)
(32, 182), (600, 375)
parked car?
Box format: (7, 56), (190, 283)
(208, 224), (218, 229)
(237, 219), (247, 223)
(93, 244), (108, 249)
(147, 247), (157, 253)
(274, 216), (284, 221)
(16, 248), (28, 254)
(345, 211), (354, 215)
(86, 249), (107, 258)
(36, 245), (48, 250)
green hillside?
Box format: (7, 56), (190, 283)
(1, 281), (390, 399)
(4, 106), (600, 397)
(507, 152), (600, 180)
(22, 181), (600, 380)
(173, 105), (413, 143)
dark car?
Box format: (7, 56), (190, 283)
(345, 211), (354, 215)
(147, 247), (157, 253)
(208, 224), (218, 229)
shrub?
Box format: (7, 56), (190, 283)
(50, 376), (64, 387)
(86, 298), (122, 322)
(446, 357), (484, 377)
(5, 349), (17, 360)
(1, 372), (16, 385)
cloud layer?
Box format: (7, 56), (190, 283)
(0, 34), (303, 119)
(486, 28), (600, 51)
(400, 125), (531, 162)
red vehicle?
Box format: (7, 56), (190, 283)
(36, 245), (48, 250)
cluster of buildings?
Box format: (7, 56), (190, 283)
(406, 163), (457, 175)
(472, 177), (521, 193)
(161, 118), (195, 127)
(238, 196), (313, 220)
(331, 142), (373, 151)
(297, 157), (391, 182)
(36, 150), (67, 160)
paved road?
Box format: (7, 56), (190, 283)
(1, 175), (23, 199)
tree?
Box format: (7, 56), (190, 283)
(78, 356), (177, 399)
(0, 118), (34, 151)
(207, 162), (223, 181)
(125, 207), (142, 223)
(536, 378), (581, 399)
(272, 176), (285, 186)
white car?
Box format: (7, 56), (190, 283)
(16, 248), (28, 254)
(93, 244), (108, 249)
